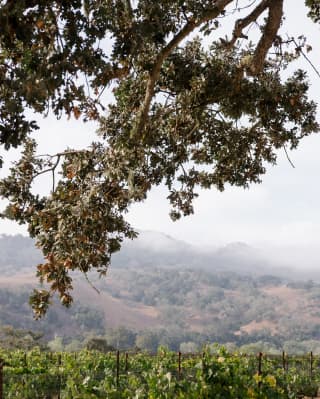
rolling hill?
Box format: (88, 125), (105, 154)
(1, 232), (320, 352)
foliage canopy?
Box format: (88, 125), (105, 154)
(0, 0), (319, 317)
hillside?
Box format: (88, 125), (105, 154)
(1, 233), (320, 352)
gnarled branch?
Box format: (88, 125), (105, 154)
(249, 0), (284, 75)
(228, 0), (270, 47)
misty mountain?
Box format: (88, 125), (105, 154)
(0, 234), (42, 273)
(1, 232), (320, 351)
(112, 230), (290, 278)
(112, 230), (200, 269)
(0, 231), (298, 279)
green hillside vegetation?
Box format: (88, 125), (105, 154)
(1, 234), (320, 354)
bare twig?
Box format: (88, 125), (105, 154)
(283, 146), (295, 168)
(227, 0), (270, 47)
(32, 150), (91, 190)
(51, 154), (61, 192)
(292, 38), (320, 80)
(85, 73), (91, 97)
(83, 272), (101, 294)
(35, 149), (90, 159)
(31, 154), (61, 190)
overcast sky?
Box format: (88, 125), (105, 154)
(0, 2), (320, 267)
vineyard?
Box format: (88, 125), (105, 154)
(0, 348), (320, 398)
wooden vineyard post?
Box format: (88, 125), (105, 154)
(282, 351), (288, 372)
(125, 352), (128, 372)
(202, 352), (205, 375)
(258, 352), (263, 389)
(178, 351), (182, 379)
(58, 354), (62, 399)
(310, 351), (313, 380)
(116, 351), (120, 388)
(0, 359), (3, 399)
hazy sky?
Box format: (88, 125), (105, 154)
(1, 2), (320, 262)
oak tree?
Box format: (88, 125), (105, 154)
(0, 0), (319, 317)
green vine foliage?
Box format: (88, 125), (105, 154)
(1, 348), (319, 398)
(0, 0), (319, 317)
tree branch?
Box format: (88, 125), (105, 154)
(292, 37), (320, 80)
(32, 155), (61, 183)
(249, 0), (284, 75)
(51, 154), (61, 192)
(283, 145), (295, 168)
(132, 0), (234, 139)
(32, 149), (91, 189)
(227, 0), (270, 47)
(35, 149), (89, 159)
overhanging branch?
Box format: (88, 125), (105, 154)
(249, 0), (284, 75)
(132, 0), (234, 139)
(227, 0), (270, 47)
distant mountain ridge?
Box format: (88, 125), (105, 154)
(0, 234), (42, 272)
(1, 232), (320, 351)
(0, 231), (298, 278)
(113, 230), (290, 278)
